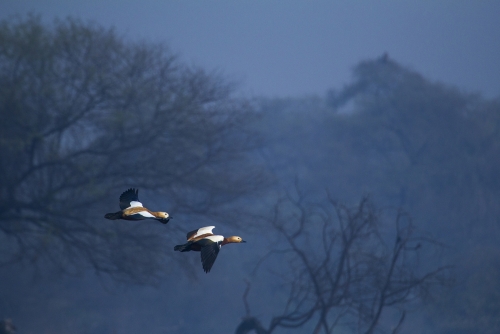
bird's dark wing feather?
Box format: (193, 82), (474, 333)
(199, 240), (221, 273)
(119, 188), (139, 210)
(186, 228), (199, 241)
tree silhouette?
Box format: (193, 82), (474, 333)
(237, 190), (449, 333)
(0, 15), (265, 284)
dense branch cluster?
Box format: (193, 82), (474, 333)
(0, 16), (263, 283)
(238, 192), (449, 333)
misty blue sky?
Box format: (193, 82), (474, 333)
(2, 1), (499, 98)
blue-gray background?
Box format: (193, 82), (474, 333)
(2, 0), (499, 99)
(1, 1), (500, 333)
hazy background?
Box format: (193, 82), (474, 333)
(1, 1), (500, 334)
(2, 0), (499, 99)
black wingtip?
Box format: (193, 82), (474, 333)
(122, 188), (138, 195)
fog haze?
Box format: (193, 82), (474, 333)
(1, 2), (500, 334)
(2, 1), (499, 98)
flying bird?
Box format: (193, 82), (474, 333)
(104, 188), (171, 224)
(174, 226), (246, 273)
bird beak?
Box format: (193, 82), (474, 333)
(241, 240), (247, 243)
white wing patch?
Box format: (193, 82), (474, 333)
(191, 226), (215, 239)
(137, 210), (155, 218)
(128, 201), (143, 208)
(205, 235), (224, 243)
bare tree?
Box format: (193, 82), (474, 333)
(237, 190), (449, 333)
(0, 15), (265, 284)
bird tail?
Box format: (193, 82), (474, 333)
(174, 243), (190, 252)
(104, 212), (122, 220)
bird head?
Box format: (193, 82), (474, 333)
(157, 212), (170, 219)
(226, 236), (246, 244)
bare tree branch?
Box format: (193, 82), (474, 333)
(237, 193), (450, 333)
(0, 15), (266, 284)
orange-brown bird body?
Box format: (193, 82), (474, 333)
(104, 188), (171, 224)
(174, 226), (245, 273)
